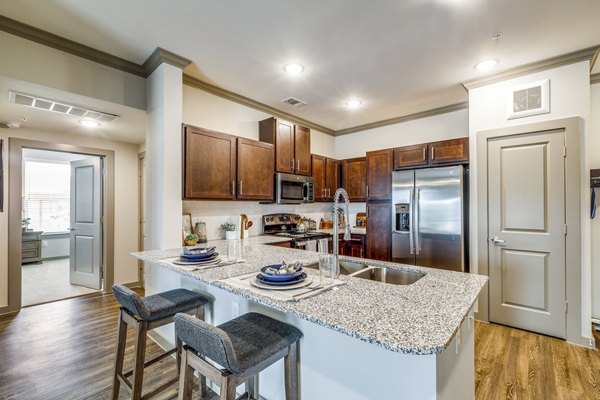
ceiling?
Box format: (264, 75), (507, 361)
(0, 0), (599, 132)
(0, 76), (146, 144)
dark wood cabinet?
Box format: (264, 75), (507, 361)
(183, 125), (236, 200)
(259, 117), (311, 176)
(268, 241), (291, 248)
(237, 138), (274, 201)
(312, 155), (326, 202)
(294, 125), (311, 175)
(366, 202), (391, 261)
(394, 144), (428, 170)
(312, 155), (339, 201)
(429, 137), (469, 165)
(340, 234), (366, 258)
(366, 149), (393, 201)
(393, 138), (469, 170)
(341, 157), (366, 202)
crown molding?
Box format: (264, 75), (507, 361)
(142, 47), (192, 76)
(462, 45), (600, 90)
(182, 74), (336, 135)
(0, 15), (146, 77)
(592, 73), (600, 85)
(334, 102), (469, 136)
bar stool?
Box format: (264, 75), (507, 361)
(111, 284), (209, 400)
(175, 312), (302, 400)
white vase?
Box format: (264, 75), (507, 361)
(225, 231), (237, 240)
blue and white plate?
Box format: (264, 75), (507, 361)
(259, 266), (304, 282)
(256, 272), (307, 286)
(181, 252), (218, 261)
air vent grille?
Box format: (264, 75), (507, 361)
(8, 91), (120, 122)
(281, 97), (308, 107)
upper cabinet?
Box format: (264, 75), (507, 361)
(237, 138), (275, 201)
(394, 137), (469, 170)
(259, 117), (311, 176)
(182, 124), (274, 201)
(312, 155), (339, 201)
(366, 149), (393, 201)
(183, 125), (236, 200)
(341, 157), (366, 202)
(429, 138), (469, 165)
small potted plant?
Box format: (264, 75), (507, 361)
(184, 233), (199, 246)
(21, 217), (31, 233)
(220, 222), (237, 240)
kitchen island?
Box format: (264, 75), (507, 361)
(133, 235), (487, 400)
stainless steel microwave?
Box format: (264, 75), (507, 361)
(275, 173), (314, 204)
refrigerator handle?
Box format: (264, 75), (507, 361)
(408, 188), (414, 255)
(414, 187), (421, 255)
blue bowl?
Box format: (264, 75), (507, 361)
(257, 272), (307, 286)
(181, 252), (217, 261)
(259, 266), (304, 282)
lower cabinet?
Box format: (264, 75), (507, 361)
(340, 234), (366, 258)
(366, 202), (391, 261)
(268, 241), (291, 248)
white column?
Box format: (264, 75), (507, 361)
(145, 63), (183, 250)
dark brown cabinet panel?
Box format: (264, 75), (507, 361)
(366, 202), (391, 261)
(237, 138), (274, 201)
(429, 137), (469, 165)
(269, 241), (291, 248)
(259, 117), (311, 175)
(325, 158), (339, 198)
(340, 234), (366, 258)
(341, 157), (366, 202)
(294, 125), (311, 176)
(183, 125), (236, 200)
(394, 144), (428, 170)
(312, 155), (339, 201)
(312, 155), (326, 202)
(366, 149), (393, 201)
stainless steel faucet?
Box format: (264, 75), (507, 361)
(333, 188), (351, 267)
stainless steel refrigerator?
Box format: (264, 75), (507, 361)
(392, 165), (467, 272)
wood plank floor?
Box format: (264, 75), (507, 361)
(1, 291), (600, 399)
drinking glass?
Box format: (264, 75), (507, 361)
(319, 253), (335, 286)
(194, 222), (208, 248)
(227, 239), (241, 262)
(318, 238), (329, 254)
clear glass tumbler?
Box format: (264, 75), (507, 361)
(227, 239), (241, 262)
(318, 238), (329, 254)
(319, 253), (335, 286)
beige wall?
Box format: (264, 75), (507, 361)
(333, 109), (469, 160)
(0, 31), (146, 110)
(469, 61), (592, 339)
(0, 127), (140, 307)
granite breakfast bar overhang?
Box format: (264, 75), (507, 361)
(132, 236), (487, 400)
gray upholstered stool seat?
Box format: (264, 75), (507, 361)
(110, 284), (209, 400)
(175, 312), (302, 400)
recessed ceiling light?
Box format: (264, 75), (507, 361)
(283, 63), (304, 75)
(345, 99), (362, 109)
(475, 59), (499, 71)
(79, 119), (100, 128)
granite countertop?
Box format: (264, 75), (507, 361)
(132, 235), (487, 356)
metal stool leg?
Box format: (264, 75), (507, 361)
(131, 320), (148, 400)
(111, 310), (128, 400)
(284, 342), (300, 400)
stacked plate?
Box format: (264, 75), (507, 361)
(252, 265), (312, 290)
(172, 248), (221, 267)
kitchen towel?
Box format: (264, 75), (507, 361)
(306, 240), (317, 252)
(221, 271), (345, 302)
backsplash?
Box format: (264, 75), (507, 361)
(183, 201), (367, 240)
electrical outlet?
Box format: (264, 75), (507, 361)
(42, 240), (48, 247)
(231, 302), (239, 317)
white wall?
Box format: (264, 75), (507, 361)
(0, 127), (140, 307)
(41, 235), (69, 259)
(468, 61), (592, 339)
(590, 82), (600, 319)
(334, 109), (469, 159)
(183, 86), (336, 158)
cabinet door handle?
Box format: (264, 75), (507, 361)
(291, 158), (295, 170)
(296, 159), (300, 170)
(423, 147), (427, 160)
(431, 146), (435, 160)
(239, 181), (243, 195)
(366, 185), (369, 198)
(232, 180), (235, 196)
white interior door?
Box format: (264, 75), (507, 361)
(69, 157), (103, 289)
(488, 129), (566, 338)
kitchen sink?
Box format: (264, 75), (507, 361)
(352, 267), (425, 285)
(303, 260), (368, 275)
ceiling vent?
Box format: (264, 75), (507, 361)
(281, 97), (308, 107)
(8, 91), (120, 122)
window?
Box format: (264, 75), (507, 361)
(23, 161), (70, 233)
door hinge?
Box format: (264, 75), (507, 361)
(565, 301), (568, 314)
(563, 146), (567, 157)
(100, 216), (105, 224)
(564, 224), (567, 235)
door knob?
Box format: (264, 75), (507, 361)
(489, 236), (505, 244)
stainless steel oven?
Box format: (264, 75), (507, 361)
(275, 173), (314, 204)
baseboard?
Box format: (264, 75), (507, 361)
(41, 256), (69, 261)
(123, 281), (144, 289)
